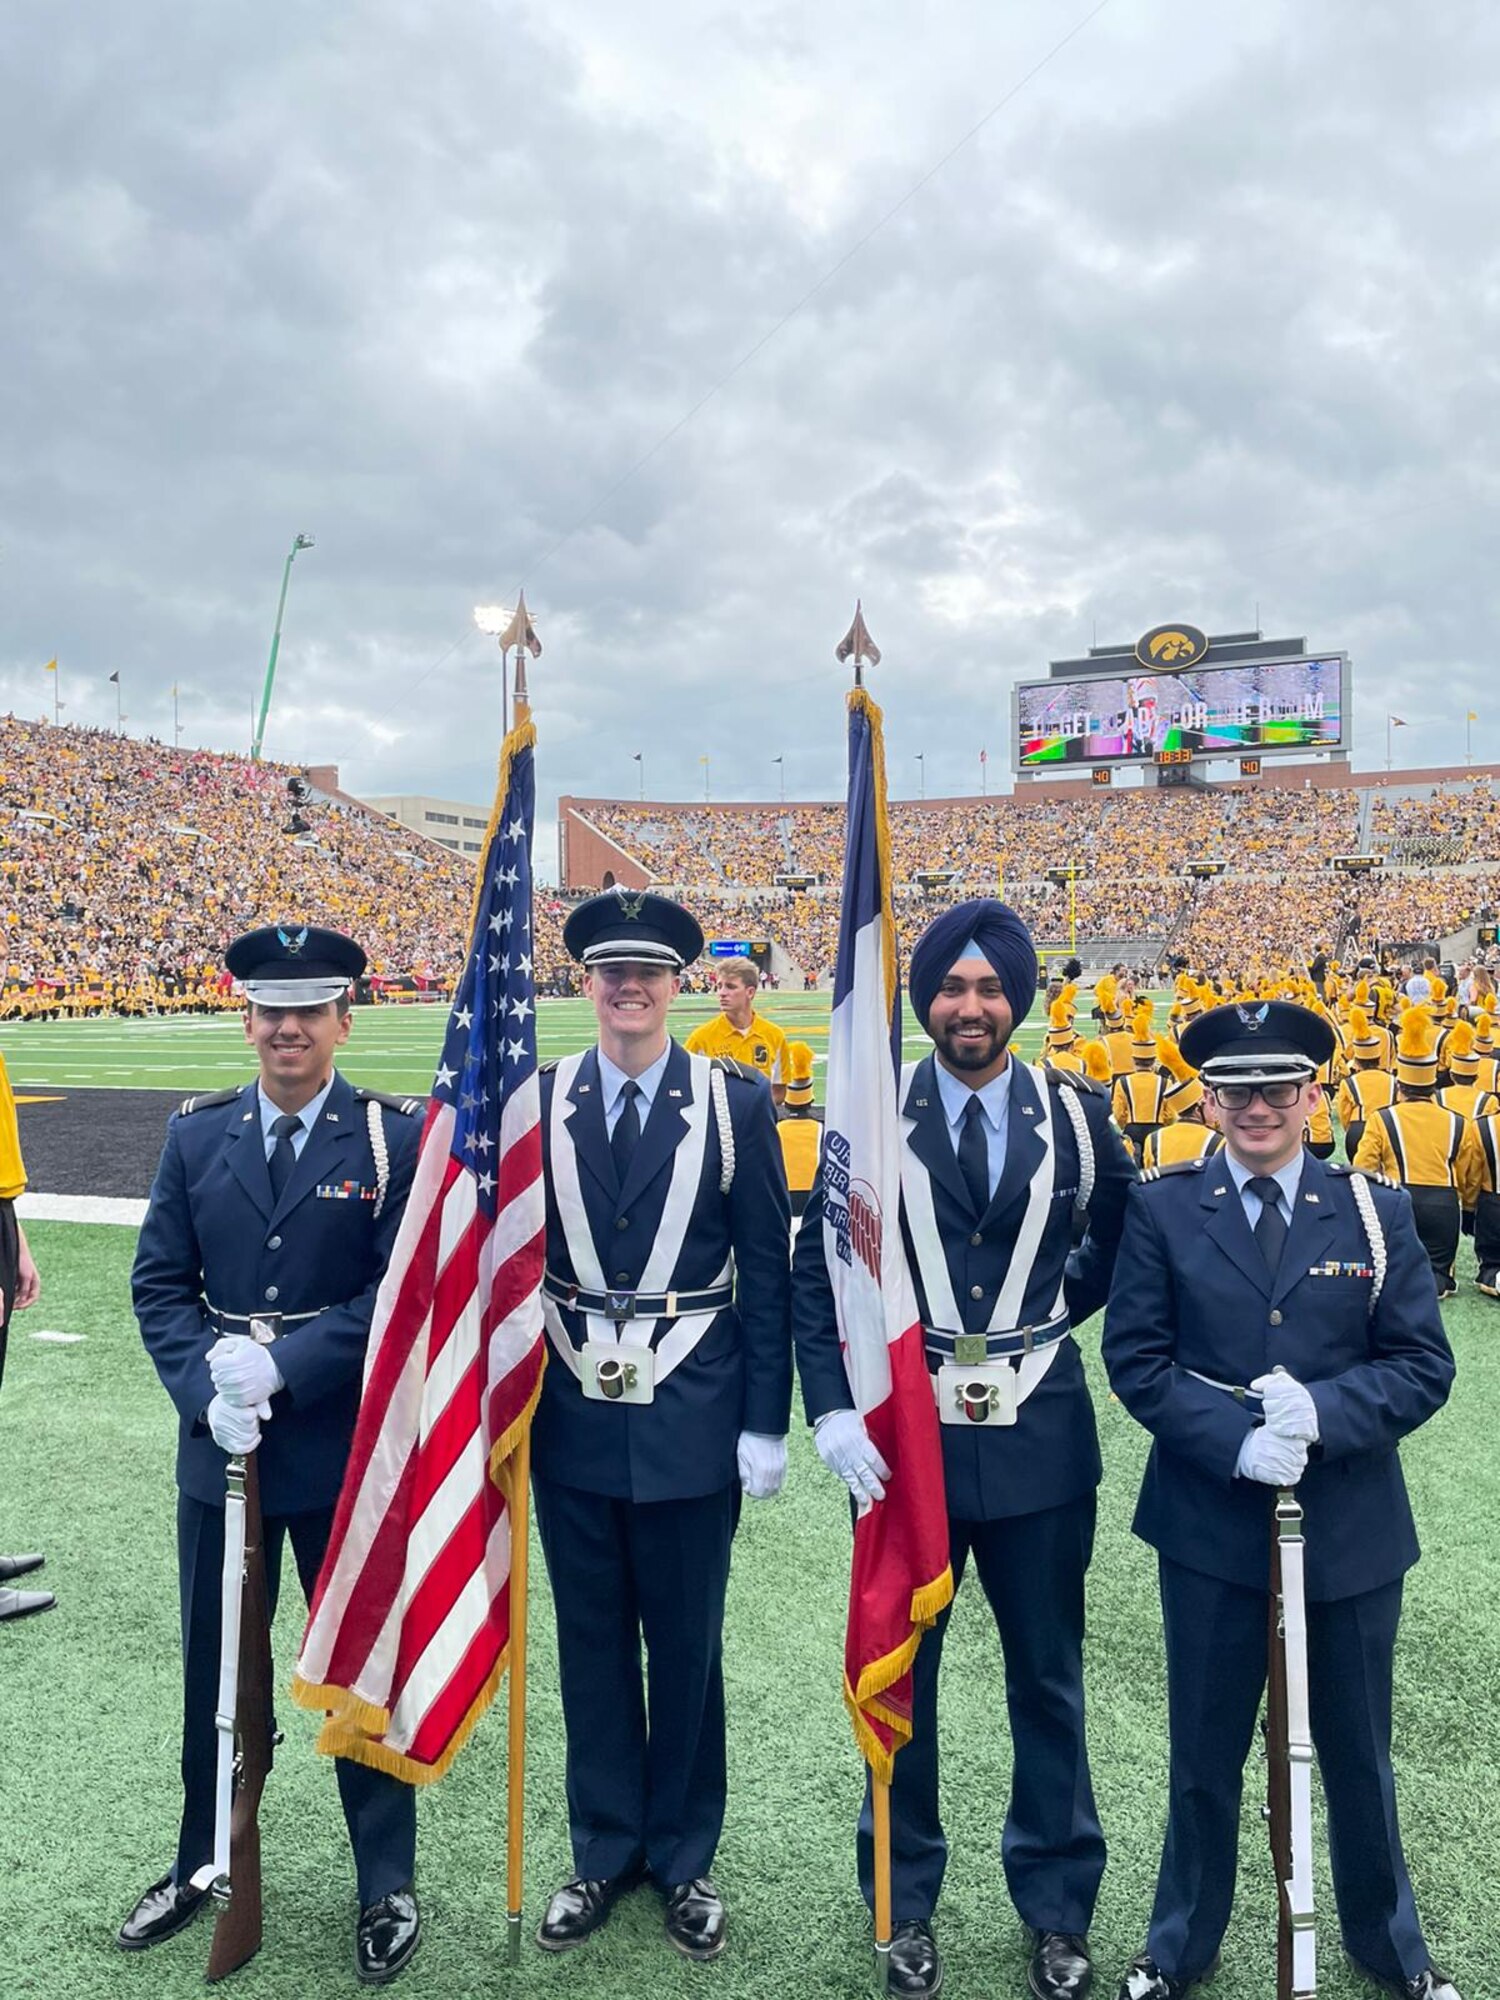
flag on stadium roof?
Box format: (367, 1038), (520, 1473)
(821, 682), (951, 1784)
(292, 710), (546, 1783)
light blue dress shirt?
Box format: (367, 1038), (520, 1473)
(258, 1074), (335, 1161)
(934, 1057), (1014, 1203)
(597, 1044), (672, 1138)
(1224, 1147), (1303, 1230)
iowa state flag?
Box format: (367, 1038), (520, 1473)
(822, 686), (952, 1783)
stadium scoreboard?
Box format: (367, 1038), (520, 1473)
(1012, 626), (1350, 776)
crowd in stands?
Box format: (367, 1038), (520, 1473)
(0, 719), (479, 1014)
(3, 718), (1498, 1016)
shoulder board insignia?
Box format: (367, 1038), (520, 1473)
(1144, 1158), (1206, 1180)
(177, 1085), (246, 1117)
(1044, 1063), (1105, 1097)
(353, 1087), (425, 1116)
(713, 1056), (760, 1083)
(539, 1058), (560, 1074)
(1330, 1163), (1400, 1190)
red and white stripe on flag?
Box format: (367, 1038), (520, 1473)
(292, 719), (546, 1783)
(823, 687), (952, 1784)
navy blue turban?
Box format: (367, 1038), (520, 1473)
(908, 898), (1039, 1032)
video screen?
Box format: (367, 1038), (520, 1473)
(1016, 656), (1344, 766)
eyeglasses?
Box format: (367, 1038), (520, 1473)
(1208, 1080), (1308, 1110)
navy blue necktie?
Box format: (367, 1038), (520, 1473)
(1248, 1175), (1288, 1273)
(269, 1113), (302, 1202)
(958, 1096), (991, 1219)
(612, 1081), (642, 1182)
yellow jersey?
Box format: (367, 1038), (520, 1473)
(684, 1009), (788, 1084)
(0, 1053), (26, 1202)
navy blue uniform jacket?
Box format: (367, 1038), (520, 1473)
(533, 1042), (792, 1502)
(1102, 1153), (1454, 1601)
(133, 1073), (421, 1512)
(793, 1057), (1136, 1521)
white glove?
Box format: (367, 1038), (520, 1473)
(736, 1431), (788, 1500)
(1250, 1369), (1320, 1443)
(1235, 1427), (1309, 1487)
(814, 1409), (891, 1508)
(207, 1336), (283, 1419)
(207, 1393), (262, 1456)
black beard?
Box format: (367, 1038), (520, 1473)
(933, 1022), (1010, 1071)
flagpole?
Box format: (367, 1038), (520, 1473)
(505, 1424), (531, 1965)
(502, 619), (536, 1967)
(873, 1778), (892, 1995)
(835, 601), (895, 1994)
(174, 684), (182, 747)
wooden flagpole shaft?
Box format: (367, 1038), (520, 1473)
(872, 1773), (892, 1993)
(506, 1424), (532, 1966)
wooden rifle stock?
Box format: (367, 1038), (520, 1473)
(206, 1451), (277, 1982)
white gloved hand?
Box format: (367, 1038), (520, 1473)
(1250, 1369), (1320, 1443)
(736, 1431), (788, 1500)
(207, 1336), (283, 1419)
(814, 1409), (891, 1508)
(207, 1393), (262, 1456)
(1235, 1427), (1309, 1487)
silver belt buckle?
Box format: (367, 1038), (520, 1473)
(603, 1290), (636, 1320)
(248, 1314), (282, 1344)
(953, 1333), (989, 1366)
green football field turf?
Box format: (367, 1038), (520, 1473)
(0, 991), (1095, 1098)
(3, 1215), (1497, 1999)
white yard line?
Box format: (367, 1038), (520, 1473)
(18, 1193), (149, 1226)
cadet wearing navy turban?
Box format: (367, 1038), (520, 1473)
(793, 899), (1138, 2000)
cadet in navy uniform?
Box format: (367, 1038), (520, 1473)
(121, 925), (426, 1986)
(1103, 1001), (1460, 2000)
(531, 890), (791, 1963)
(792, 900), (1137, 2000)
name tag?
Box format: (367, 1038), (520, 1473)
(316, 1181), (377, 1201)
(937, 1361), (1017, 1427)
(581, 1343), (656, 1405)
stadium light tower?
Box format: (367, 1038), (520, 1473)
(252, 532), (314, 762)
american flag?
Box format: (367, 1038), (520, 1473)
(292, 717), (546, 1782)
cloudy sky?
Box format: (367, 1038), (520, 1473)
(5, 0), (1499, 876)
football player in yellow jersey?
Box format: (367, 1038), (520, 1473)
(683, 956), (788, 1105)
(1354, 1009), (1484, 1297)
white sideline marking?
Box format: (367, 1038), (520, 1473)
(17, 1193), (148, 1226)
(30, 1328), (86, 1344)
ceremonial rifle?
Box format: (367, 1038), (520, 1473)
(1265, 1488), (1317, 1998)
(191, 1447), (276, 1981)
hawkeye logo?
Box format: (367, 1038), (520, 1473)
(823, 1129), (883, 1281)
(1134, 623), (1209, 672)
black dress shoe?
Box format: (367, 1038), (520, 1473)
(116, 1873), (209, 1950)
(355, 1887), (421, 1984)
(1350, 1965), (1462, 2000)
(0, 1584), (55, 1620)
(0, 1552), (44, 1581)
(1115, 1949), (1221, 1999)
(536, 1871), (640, 1951)
(663, 1878), (727, 1961)
(887, 1918), (943, 1999)
(1031, 1929), (1093, 2000)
